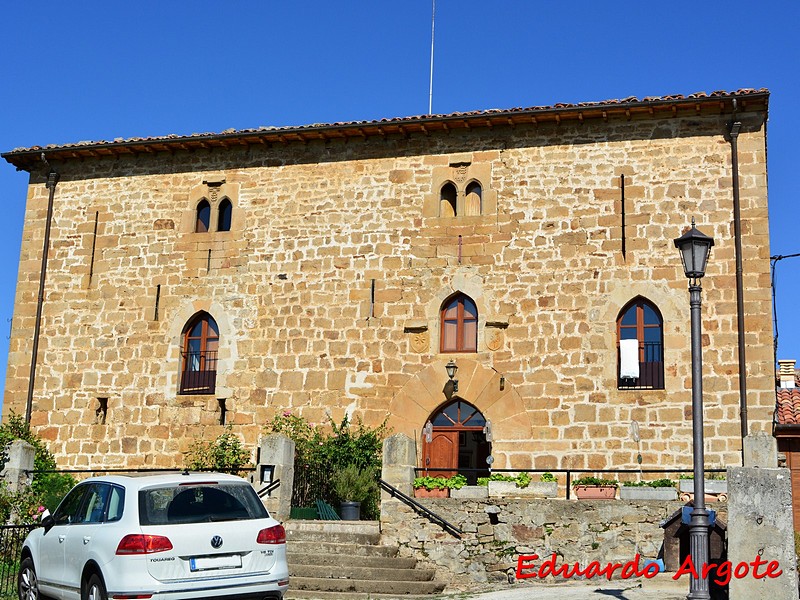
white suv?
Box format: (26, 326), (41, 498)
(18, 472), (288, 600)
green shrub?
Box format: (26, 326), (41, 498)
(540, 472), (558, 483)
(185, 426), (250, 476)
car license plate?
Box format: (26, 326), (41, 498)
(189, 555), (242, 571)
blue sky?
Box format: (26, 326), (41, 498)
(1, 1), (798, 413)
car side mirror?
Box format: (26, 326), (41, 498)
(41, 514), (55, 532)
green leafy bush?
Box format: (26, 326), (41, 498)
(540, 472), (558, 483)
(0, 412), (77, 523)
(185, 426), (250, 476)
(571, 476), (618, 488)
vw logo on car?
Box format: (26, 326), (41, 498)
(211, 535), (224, 549)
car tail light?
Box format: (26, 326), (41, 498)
(256, 524), (286, 544)
(116, 534), (173, 554)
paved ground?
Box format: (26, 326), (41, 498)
(438, 575), (689, 599)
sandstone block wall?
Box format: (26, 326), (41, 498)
(2, 107), (773, 472)
(380, 497), (727, 586)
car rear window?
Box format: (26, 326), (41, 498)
(139, 482), (268, 525)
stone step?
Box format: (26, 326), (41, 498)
(289, 576), (446, 596)
(288, 552), (417, 569)
(285, 591), (440, 600)
(285, 520), (381, 545)
(291, 564), (436, 582)
(287, 540), (398, 558)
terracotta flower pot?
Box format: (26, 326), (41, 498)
(573, 485), (616, 499)
(414, 487), (449, 498)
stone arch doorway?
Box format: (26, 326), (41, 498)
(422, 399), (491, 484)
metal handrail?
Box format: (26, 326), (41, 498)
(379, 478), (463, 539)
(257, 479), (281, 498)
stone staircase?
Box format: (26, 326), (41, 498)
(284, 520), (446, 600)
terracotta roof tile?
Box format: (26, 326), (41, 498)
(4, 88), (769, 157)
(775, 375), (800, 425)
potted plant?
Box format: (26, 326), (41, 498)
(572, 476), (618, 499)
(481, 472), (558, 498)
(332, 464), (378, 520)
(678, 473), (728, 502)
(619, 478), (678, 500)
(413, 474), (466, 498)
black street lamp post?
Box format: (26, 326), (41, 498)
(674, 219), (715, 600)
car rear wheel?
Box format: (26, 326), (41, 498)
(83, 574), (107, 600)
(18, 557), (38, 600)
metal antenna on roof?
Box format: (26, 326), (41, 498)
(428, 0), (436, 115)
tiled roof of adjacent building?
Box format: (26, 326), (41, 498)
(775, 375), (800, 426)
(2, 88), (769, 172)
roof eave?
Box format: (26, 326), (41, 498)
(2, 89), (770, 172)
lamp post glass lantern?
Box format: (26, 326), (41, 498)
(673, 219), (714, 600)
(445, 359), (458, 392)
(674, 218), (715, 281)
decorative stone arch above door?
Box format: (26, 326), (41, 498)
(387, 358), (531, 469)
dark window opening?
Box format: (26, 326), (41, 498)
(196, 200), (211, 233)
(218, 398), (227, 425)
(440, 182), (457, 217)
(95, 397), (108, 425)
(218, 199), (232, 232)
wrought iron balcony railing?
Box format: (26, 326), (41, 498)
(180, 350), (217, 395)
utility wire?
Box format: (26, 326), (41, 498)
(770, 252), (800, 365)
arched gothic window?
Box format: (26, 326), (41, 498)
(617, 298), (664, 389)
(195, 200), (211, 233)
(218, 199), (232, 232)
(180, 312), (219, 394)
(441, 294), (478, 353)
(465, 182), (482, 216)
(440, 182), (457, 217)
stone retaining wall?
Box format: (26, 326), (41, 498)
(380, 497), (728, 586)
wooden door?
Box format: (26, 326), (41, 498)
(422, 431), (458, 477)
(778, 438), (800, 530)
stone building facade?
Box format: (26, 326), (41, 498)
(1, 89), (773, 475)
